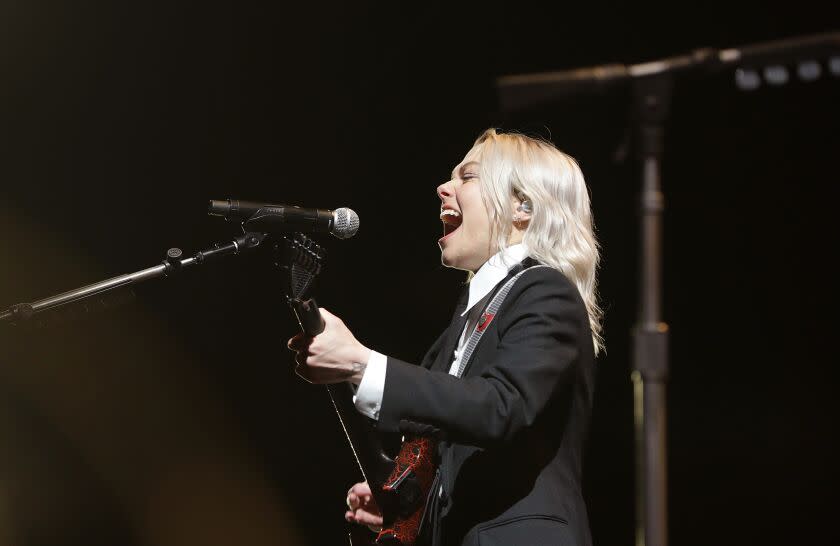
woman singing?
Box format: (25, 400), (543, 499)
(288, 129), (603, 546)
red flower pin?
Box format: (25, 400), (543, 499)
(476, 312), (495, 332)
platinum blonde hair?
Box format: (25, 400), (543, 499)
(465, 129), (604, 355)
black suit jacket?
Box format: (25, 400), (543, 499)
(377, 260), (595, 546)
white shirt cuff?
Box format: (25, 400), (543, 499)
(352, 350), (387, 421)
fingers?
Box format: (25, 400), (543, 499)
(345, 481), (377, 510)
(346, 482), (372, 510)
(347, 508), (384, 527)
(347, 491), (359, 510)
(287, 333), (312, 352)
(350, 481), (372, 497)
(344, 482), (383, 529)
(345, 491), (370, 511)
(288, 309), (358, 384)
(291, 338), (316, 383)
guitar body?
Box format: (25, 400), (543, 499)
(375, 436), (438, 545)
(323, 382), (438, 546)
(278, 235), (438, 546)
(346, 435), (438, 546)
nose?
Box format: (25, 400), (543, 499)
(437, 180), (454, 201)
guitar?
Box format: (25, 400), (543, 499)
(276, 233), (438, 546)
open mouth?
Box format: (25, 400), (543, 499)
(440, 209), (462, 239)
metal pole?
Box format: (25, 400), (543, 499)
(1, 233), (266, 325)
(632, 76), (671, 546)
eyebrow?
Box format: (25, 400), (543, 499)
(451, 161), (479, 179)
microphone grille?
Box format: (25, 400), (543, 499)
(332, 207), (360, 239)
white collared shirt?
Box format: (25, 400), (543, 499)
(353, 244), (529, 420)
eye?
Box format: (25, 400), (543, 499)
(462, 172), (478, 180)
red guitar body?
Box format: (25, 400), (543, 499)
(374, 436), (438, 545)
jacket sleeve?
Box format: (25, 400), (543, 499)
(377, 268), (586, 448)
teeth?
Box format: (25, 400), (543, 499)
(440, 209), (461, 218)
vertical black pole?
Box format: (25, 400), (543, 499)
(632, 75), (672, 546)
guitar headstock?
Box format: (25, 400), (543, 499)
(273, 233), (326, 301)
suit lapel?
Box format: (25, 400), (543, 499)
(453, 258), (536, 377)
(431, 258), (537, 375)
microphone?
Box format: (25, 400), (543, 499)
(208, 199), (360, 239)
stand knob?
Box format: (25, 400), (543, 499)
(165, 248), (183, 273)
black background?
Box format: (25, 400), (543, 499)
(0, 1), (837, 545)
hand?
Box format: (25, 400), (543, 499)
(287, 308), (371, 384)
(345, 481), (383, 532)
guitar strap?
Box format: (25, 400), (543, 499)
(454, 264), (551, 378)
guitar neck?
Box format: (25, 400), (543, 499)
(326, 383), (396, 510)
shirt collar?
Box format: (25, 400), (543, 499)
(461, 244), (529, 316)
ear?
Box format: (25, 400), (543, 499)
(512, 196), (533, 222)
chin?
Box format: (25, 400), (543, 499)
(439, 247), (462, 271)
(440, 249), (456, 269)
(441, 251), (475, 273)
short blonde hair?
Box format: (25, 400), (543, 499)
(464, 129), (604, 355)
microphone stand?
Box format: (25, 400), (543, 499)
(630, 75), (671, 546)
(0, 232), (267, 326)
